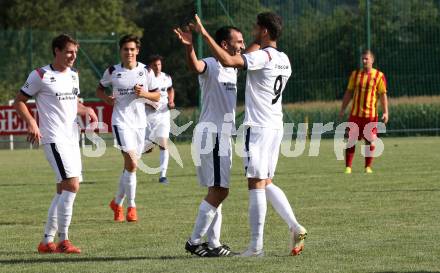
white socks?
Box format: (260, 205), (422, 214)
(115, 171), (126, 206)
(207, 204), (222, 248)
(266, 183), (301, 231)
(160, 149), (169, 178)
(249, 189), (267, 251)
(43, 193), (60, 244)
(190, 200), (217, 245)
(57, 191), (77, 241)
(123, 170), (137, 208)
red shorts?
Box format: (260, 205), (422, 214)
(347, 116), (378, 141)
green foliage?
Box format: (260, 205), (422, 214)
(1, 0), (141, 35)
(133, 0), (199, 107)
(0, 0), (440, 107)
(0, 29), (119, 101)
(0, 0), (142, 102)
(369, 0), (440, 97)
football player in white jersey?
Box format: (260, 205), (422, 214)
(193, 12), (307, 257)
(174, 25), (244, 257)
(144, 55), (175, 184)
(14, 34), (98, 254)
(96, 34), (160, 223)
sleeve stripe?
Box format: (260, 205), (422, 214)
(98, 82), (106, 89)
(200, 60), (208, 74)
(263, 50), (272, 61)
(108, 66), (115, 75)
(241, 55), (248, 70)
(20, 89), (32, 98)
(35, 68), (45, 79)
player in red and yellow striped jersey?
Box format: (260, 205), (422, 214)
(339, 49), (389, 174)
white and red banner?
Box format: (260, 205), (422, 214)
(0, 102), (113, 135)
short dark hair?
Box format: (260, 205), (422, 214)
(214, 26), (242, 46)
(119, 34), (141, 49)
(362, 49), (375, 59)
(52, 34), (78, 56)
(257, 12), (283, 41)
(147, 54), (163, 64)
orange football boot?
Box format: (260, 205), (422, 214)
(37, 242), (57, 254)
(56, 240), (81, 254)
(109, 199), (124, 222)
(126, 207), (137, 222)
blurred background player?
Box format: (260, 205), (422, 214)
(144, 54), (175, 184)
(174, 25), (244, 257)
(194, 12), (307, 257)
(339, 49), (389, 174)
(14, 34), (98, 254)
(96, 34), (160, 222)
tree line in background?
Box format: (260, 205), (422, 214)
(0, 0), (439, 106)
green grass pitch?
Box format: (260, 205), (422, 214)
(0, 137), (439, 273)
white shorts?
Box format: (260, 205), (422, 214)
(43, 142), (83, 183)
(243, 126), (283, 179)
(193, 131), (232, 188)
(112, 125), (145, 158)
(145, 109), (170, 147)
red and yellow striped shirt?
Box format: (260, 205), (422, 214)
(347, 68), (387, 119)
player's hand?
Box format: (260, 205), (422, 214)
(85, 107), (99, 130)
(191, 14), (207, 36)
(173, 27), (193, 46)
(381, 112), (389, 124)
(104, 95), (115, 106)
(168, 101), (175, 109)
(27, 119), (42, 145)
(134, 84), (145, 97)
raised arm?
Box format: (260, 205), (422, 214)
(173, 27), (206, 73)
(193, 15), (244, 68)
(13, 92), (41, 145)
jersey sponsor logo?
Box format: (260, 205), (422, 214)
(223, 82), (236, 92)
(50, 76), (56, 83)
(138, 71), (144, 76)
(72, 75), (77, 81)
(55, 91), (78, 101)
(117, 87), (135, 96)
(116, 73), (122, 78)
(275, 64), (289, 70)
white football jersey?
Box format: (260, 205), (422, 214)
(198, 57), (237, 132)
(100, 62), (159, 129)
(154, 72), (173, 112)
(242, 47), (292, 129)
(20, 65), (80, 144)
